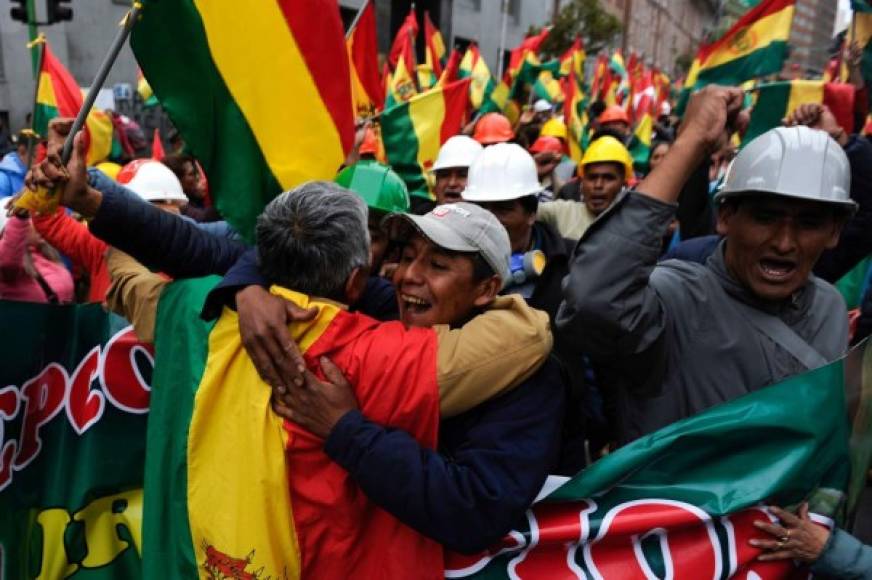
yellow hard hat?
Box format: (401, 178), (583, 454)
(580, 136), (634, 180)
(540, 117), (567, 140)
(95, 161), (122, 181)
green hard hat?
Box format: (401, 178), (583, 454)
(334, 161), (410, 215)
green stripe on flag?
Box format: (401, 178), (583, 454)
(131, 0), (282, 242)
(382, 100), (429, 198)
(145, 277), (220, 579)
(33, 103), (58, 140)
(853, 0), (872, 12)
(741, 81), (791, 144)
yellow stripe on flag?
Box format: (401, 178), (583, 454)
(85, 110), (114, 166)
(36, 71), (57, 108)
(786, 80), (824, 118)
(188, 288), (342, 579)
(701, 6), (794, 71)
(409, 91), (446, 194)
(194, 0), (346, 189)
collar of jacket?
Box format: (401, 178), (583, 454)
(532, 221), (571, 261)
(705, 239), (815, 324)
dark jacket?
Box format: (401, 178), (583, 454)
(85, 185), (563, 553)
(557, 191), (848, 444)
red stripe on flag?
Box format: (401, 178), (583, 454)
(823, 82), (856, 134)
(43, 45), (83, 117)
(277, 0), (354, 154)
(350, 2), (384, 108)
(697, 0), (796, 64)
(440, 79), (472, 143)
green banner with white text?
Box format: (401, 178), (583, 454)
(0, 301), (151, 579)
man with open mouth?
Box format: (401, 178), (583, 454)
(557, 86), (855, 445)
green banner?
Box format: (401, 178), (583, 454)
(445, 339), (872, 579)
(0, 301), (151, 579)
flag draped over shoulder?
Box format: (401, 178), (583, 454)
(445, 339), (870, 578)
(347, 1), (383, 116)
(681, 0), (795, 107)
(130, 0), (355, 241)
(382, 79), (471, 199)
(743, 81), (855, 144)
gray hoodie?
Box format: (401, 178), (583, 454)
(556, 191), (848, 444)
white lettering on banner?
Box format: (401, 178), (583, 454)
(444, 499), (815, 579)
(0, 326), (153, 492)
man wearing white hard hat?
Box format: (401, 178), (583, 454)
(558, 86), (854, 445)
(431, 135), (482, 205)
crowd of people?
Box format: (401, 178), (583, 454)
(4, 67), (872, 575)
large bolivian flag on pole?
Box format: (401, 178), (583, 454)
(680, 0), (795, 110)
(381, 79), (471, 199)
(130, 0), (355, 241)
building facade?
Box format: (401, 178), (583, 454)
(600, 0), (718, 76)
(785, 0), (837, 75)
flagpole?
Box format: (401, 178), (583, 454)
(60, 2), (142, 163)
(496, 0), (509, 81)
(25, 34), (45, 171)
(345, 0), (372, 40)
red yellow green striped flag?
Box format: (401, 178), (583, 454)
(136, 67), (158, 107)
(145, 279), (442, 579)
(681, 0), (795, 109)
(742, 80), (855, 144)
(559, 37), (585, 80)
(506, 28), (549, 83)
(459, 44), (500, 111)
(347, 1), (383, 117)
(33, 39), (113, 166)
(130, 0), (355, 241)
(563, 71), (588, 163)
(424, 11), (446, 78)
(381, 79), (471, 199)
(389, 7), (418, 69)
(629, 70), (656, 170)
(386, 53), (419, 108)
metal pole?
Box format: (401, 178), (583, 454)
(621, 0), (632, 56)
(26, 0), (39, 77)
(345, 0), (372, 40)
(25, 35), (45, 170)
(496, 0), (509, 81)
(61, 2), (142, 163)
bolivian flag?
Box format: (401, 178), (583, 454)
(382, 79), (471, 199)
(533, 70), (565, 104)
(559, 37), (585, 80)
(458, 44), (498, 110)
(385, 53), (418, 108)
(845, 1), (872, 105)
(563, 72), (588, 163)
(33, 39), (113, 166)
(742, 81), (855, 144)
(347, 1), (384, 117)
(424, 11), (446, 78)
(682, 0), (795, 102)
(145, 279), (441, 579)
(130, 0), (355, 241)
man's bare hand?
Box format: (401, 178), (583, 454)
(237, 285), (317, 391)
(678, 85), (747, 153)
(25, 118), (95, 215)
(784, 103), (847, 146)
(272, 357), (358, 439)
(749, 504), (830, 563)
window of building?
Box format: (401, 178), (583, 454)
(458, 0), (481, 11)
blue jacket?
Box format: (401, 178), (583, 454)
(0, 151), (25, 199)
(662, 134), (872, 285)
(812, 528), (872, 579)
(86, 184), (564, 553)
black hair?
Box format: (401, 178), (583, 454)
(519, 194), (539, 215)
(162, 153), (195, 180)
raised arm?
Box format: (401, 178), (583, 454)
(27, 119), (247, 278)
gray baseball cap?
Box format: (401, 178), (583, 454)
(384, 202), (512, 287)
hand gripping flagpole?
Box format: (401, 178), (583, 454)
(60, 1), (142, 163)
(15, 2), (142, 213)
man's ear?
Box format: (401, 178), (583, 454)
(715, 203), (735, 237)
(825, 214), (850, 250)
(344, 266), (370, 305)
(472, 275), (502, 308)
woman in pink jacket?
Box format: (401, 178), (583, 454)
(0, 210), (74, 303)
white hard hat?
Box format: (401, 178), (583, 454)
(533, 99), (552, 113)
(461, 142), (542, 202)
(715, 126), (856, 212)
(432, 135), (483, 172)
(118, 159), (188, 203)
